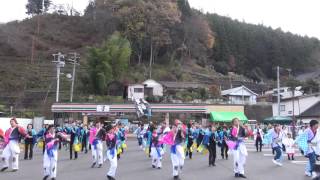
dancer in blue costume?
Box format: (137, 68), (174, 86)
(105, 124), (118, 180)
(171, 120), (186, 180)
(204, 125), (217, 167)
(304, 120), (319, 177)
(185, 122), (194, 159)
(271, 124), (284, 166)
(43, 125), (68, 180)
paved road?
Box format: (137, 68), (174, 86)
(0, 139), (313, 180)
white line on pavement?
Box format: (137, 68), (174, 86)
(263, 154), (303, 157)
(291, 161), (308, 164)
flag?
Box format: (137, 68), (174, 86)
(295, 132), (308, 155)
(159, 131), (174, 145)
(262, 132), (272, 145)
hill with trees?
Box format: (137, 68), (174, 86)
(0, 0), (319, 117)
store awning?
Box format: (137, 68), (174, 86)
(263, 116), (292, 124)
(209, 112), (248, 123)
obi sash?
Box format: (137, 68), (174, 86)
(46, 140), (57, 158)
(92, 139), (99, 150)
(109, 148), (116, 159)
(152, 144), (162, 157)
(171, 144), (177, 154)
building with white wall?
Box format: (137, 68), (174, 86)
(265, 87), (303, 99)
(272, 93), (320, 122)
(143, 79), (163, 97)
(221, 86), (258, 105)
(127, 84), (145, 101)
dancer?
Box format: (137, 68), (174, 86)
(43, 125), (68, 180)
(0, 128), (3, 139)
(218, 126), (229, 160)
(135, 124), (144, 149)
(145, 124), (154, 158)
(116, 122), (126, 159)
(150, 126), (164, 169)
(0, 128), (4, 150)
(37, 124), (48, 154)
(81, 125), (89, 154)
(196, 125), (204, 148)
(228, 118), (248, 178)
(304, 120), (318, 177)
(68, 122), (81, 160)
(90, 121), (106, 168)
(185, 123), (194, 159)
(105, 124), (118, 180)
(1, 117), (27, 172)
(271, 124), (283, 166)
(171, 120), (186, 180)
(206, 125), (217, 167)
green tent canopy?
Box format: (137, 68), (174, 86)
(209, 111), (248, 123)
(263, 116), (292, 124)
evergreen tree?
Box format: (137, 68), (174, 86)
(87, 32), (131, 95)
(26, 0), (51, 15)
(177, 0), (192, 17)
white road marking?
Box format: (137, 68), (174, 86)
(263, 154), (303, 157)
(291, 161), (308, 164)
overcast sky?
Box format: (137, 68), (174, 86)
(0, 0), (319, 39)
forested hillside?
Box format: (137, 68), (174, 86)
(207, 13), (320, 81)
(0, 0), (319, 116)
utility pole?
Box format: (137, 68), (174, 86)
(42, 0), (45, 12)
(277, 66), (280, 116)
(149, 43), (153, 79)
(52, 52), (65, 102)
(10, 106), (13, 116)
(68, 52), (80, 102)
(31, 0), (45, 64)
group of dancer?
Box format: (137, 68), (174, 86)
(262, 120), (320, 179)
(2, 116), (320, 179)
(0, 117), (127, 180)
(135, 118), (249, 179)
(88, 120), (127, 180)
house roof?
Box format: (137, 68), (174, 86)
(143, 79), (162, 87)
(159, 81), (206, 89)
(128, 84), (144, 87)
(279, 92), (320, 102)
(221, 86), (258, 96)
(300, 101), (320, 117)
(296, 71), (320, 81)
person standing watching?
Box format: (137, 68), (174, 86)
(254, 124), (264, 152)
(24, 124), (36, 160)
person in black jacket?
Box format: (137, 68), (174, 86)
(220, 126), (229, 160)
(185, 123), (194, 159)
(207, 125), (217, 166)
